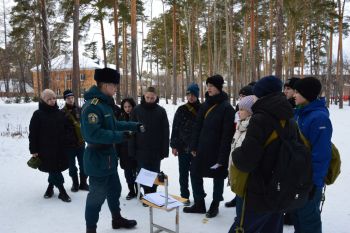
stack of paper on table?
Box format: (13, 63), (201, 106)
(143, 192), (184, 208)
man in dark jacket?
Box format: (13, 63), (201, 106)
(183, 75), (235, 218)
(81, 68), (143, 233)
(283, 77), (300, 108)
(61, 89), (89, 192)
(229, 75), (293, 233)
(129, 87), (169, 194)
(170, 83), (201, 206)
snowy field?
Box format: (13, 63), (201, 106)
(0, 99), (349, 233)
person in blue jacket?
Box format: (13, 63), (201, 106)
(81, 68), (144, 233)
(292, 77), (333, 233)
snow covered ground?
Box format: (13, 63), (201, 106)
(0, 99), (349, 233)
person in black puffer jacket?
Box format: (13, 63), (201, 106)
(183, 75), (235, 218)
(170, 83), (201, 206)
(229, 75), (294, 233)
(129, 87), (169, 194)
(117, 98), (138, 200)
(29, 89), (71, 202)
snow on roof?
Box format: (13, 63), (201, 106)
(30, 54), (103, 72)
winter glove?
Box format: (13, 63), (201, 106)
(123, 131), (135, 139)
(137, 123), (146, 133)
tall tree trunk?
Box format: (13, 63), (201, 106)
(40, 0), (50, 89)
(250, 0), (256, 81)
(172, 3), (177, 105)
(100, 18), (107, 68)
(162, 0), (169, 103)
(269, 0), (273, 75)
(137, 18), (144, 96)
(301, 22), (307, 78)
(213, 1), (218, 73)
(326, 13), (334, 107)
(186, 6), (193, 83)
(122, 19), (128, 97)
(114, 0), (121, 104)
(242, 13), (248, 86)
(179, 23), (185, 102)
(72, 0), (80, 106)
(337, 0), (345, 108)
(225, 0), (232, 102)
(275, 0), (283, 79)
(197, 15), (203, 102)
(131, 0), (137, 100)
(206, 11), (212, 76)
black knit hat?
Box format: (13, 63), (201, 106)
(293, 77), (322, 102)
(284, 77), (300, 89)
(94, 68), (120, 84)
(63, 89), (74, 100)
(253, 75), (282, 98)
(239, 85), (254, 96)
(206, 74), (224, 91)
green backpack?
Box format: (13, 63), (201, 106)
(299, 133), (341, 185)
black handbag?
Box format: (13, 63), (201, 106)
(27, 156), (42, 169)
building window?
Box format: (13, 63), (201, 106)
(80, 73), (86, 81)
(66, 74), (71, 81)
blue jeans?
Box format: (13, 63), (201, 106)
(66, 146), (85, 178)
(85, 172), (121, 229)
(291, 186), (323, 233)
(190, 174), (224, 202)
(178, 153), (192, 199)
(48, 172), (64, 187)
(228, 205), (283, 233)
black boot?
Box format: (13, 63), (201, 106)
(126, 183), (137, 200)
(43, 183), (54, 199)
(206, 200), (220, 218)
(112, 213), (137, 229)
(225, 197), (237, 208)
(58, 186), (71, 202)
(86, 228), (96, 233)
(71, 175), (79, 192)
(79, 174), (89, 191)
(183, 199), (206, 214)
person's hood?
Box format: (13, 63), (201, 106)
(252, 92), (293, 120)
(205, 91), (229, 105)
(295, 97), (329, 118)
(38, 101), (59, 113)
(83, 85), (115, 106)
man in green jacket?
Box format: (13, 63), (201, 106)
(81, 68), (144, 233)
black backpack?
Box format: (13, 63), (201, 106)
(263, 116), (313, 212)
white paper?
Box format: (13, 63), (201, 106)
(143, 192), (184, 208)
(135, 168), (158, 187)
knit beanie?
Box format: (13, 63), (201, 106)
(239, 85), (254, 97)
(253, 75), (282, 98)
(293, 77), (321, 102)
(284, 77), (300, 89)
(63, 89), (74, 100)
(206, 74), (224, 91)
(238, 95), (256, 114)
(186, 83), (200, 98)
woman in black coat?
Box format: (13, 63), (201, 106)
(184, 75), (235, 218)
(117, 98), (138, 200)
(29, 89), (71, 202)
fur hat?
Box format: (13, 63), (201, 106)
(63, 89), (74, 100)
(186, 83), (200, 98)
(94, 68), (120, 84)
(284, 77), (300, 89)
(293, 77), (322, 102)
(206, 74), (224, 91)
(253, 75), (282, 98)
(238, 95), (256, 114)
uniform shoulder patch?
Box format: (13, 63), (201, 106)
(88, 113), (99, 124)
(91, 98), (99, 105)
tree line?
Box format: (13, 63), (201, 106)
(0, 0), (350, 108)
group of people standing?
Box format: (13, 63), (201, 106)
(28, 67), (332, 233)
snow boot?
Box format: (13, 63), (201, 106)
(206, 200), (220, 218)
(225, 197), (237, 208)
(86, 228), (96, 233)
(58, 186), (71, 202)
(79, 174), (89, 191)
(71, 175), (79, 192)
(126, 183), (137, 200)
(183, 199), (206, 214)
(43, 183), (54, 199)
(112, 213), (137, 229)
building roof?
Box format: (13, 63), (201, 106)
(30, 54), (103, 72)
